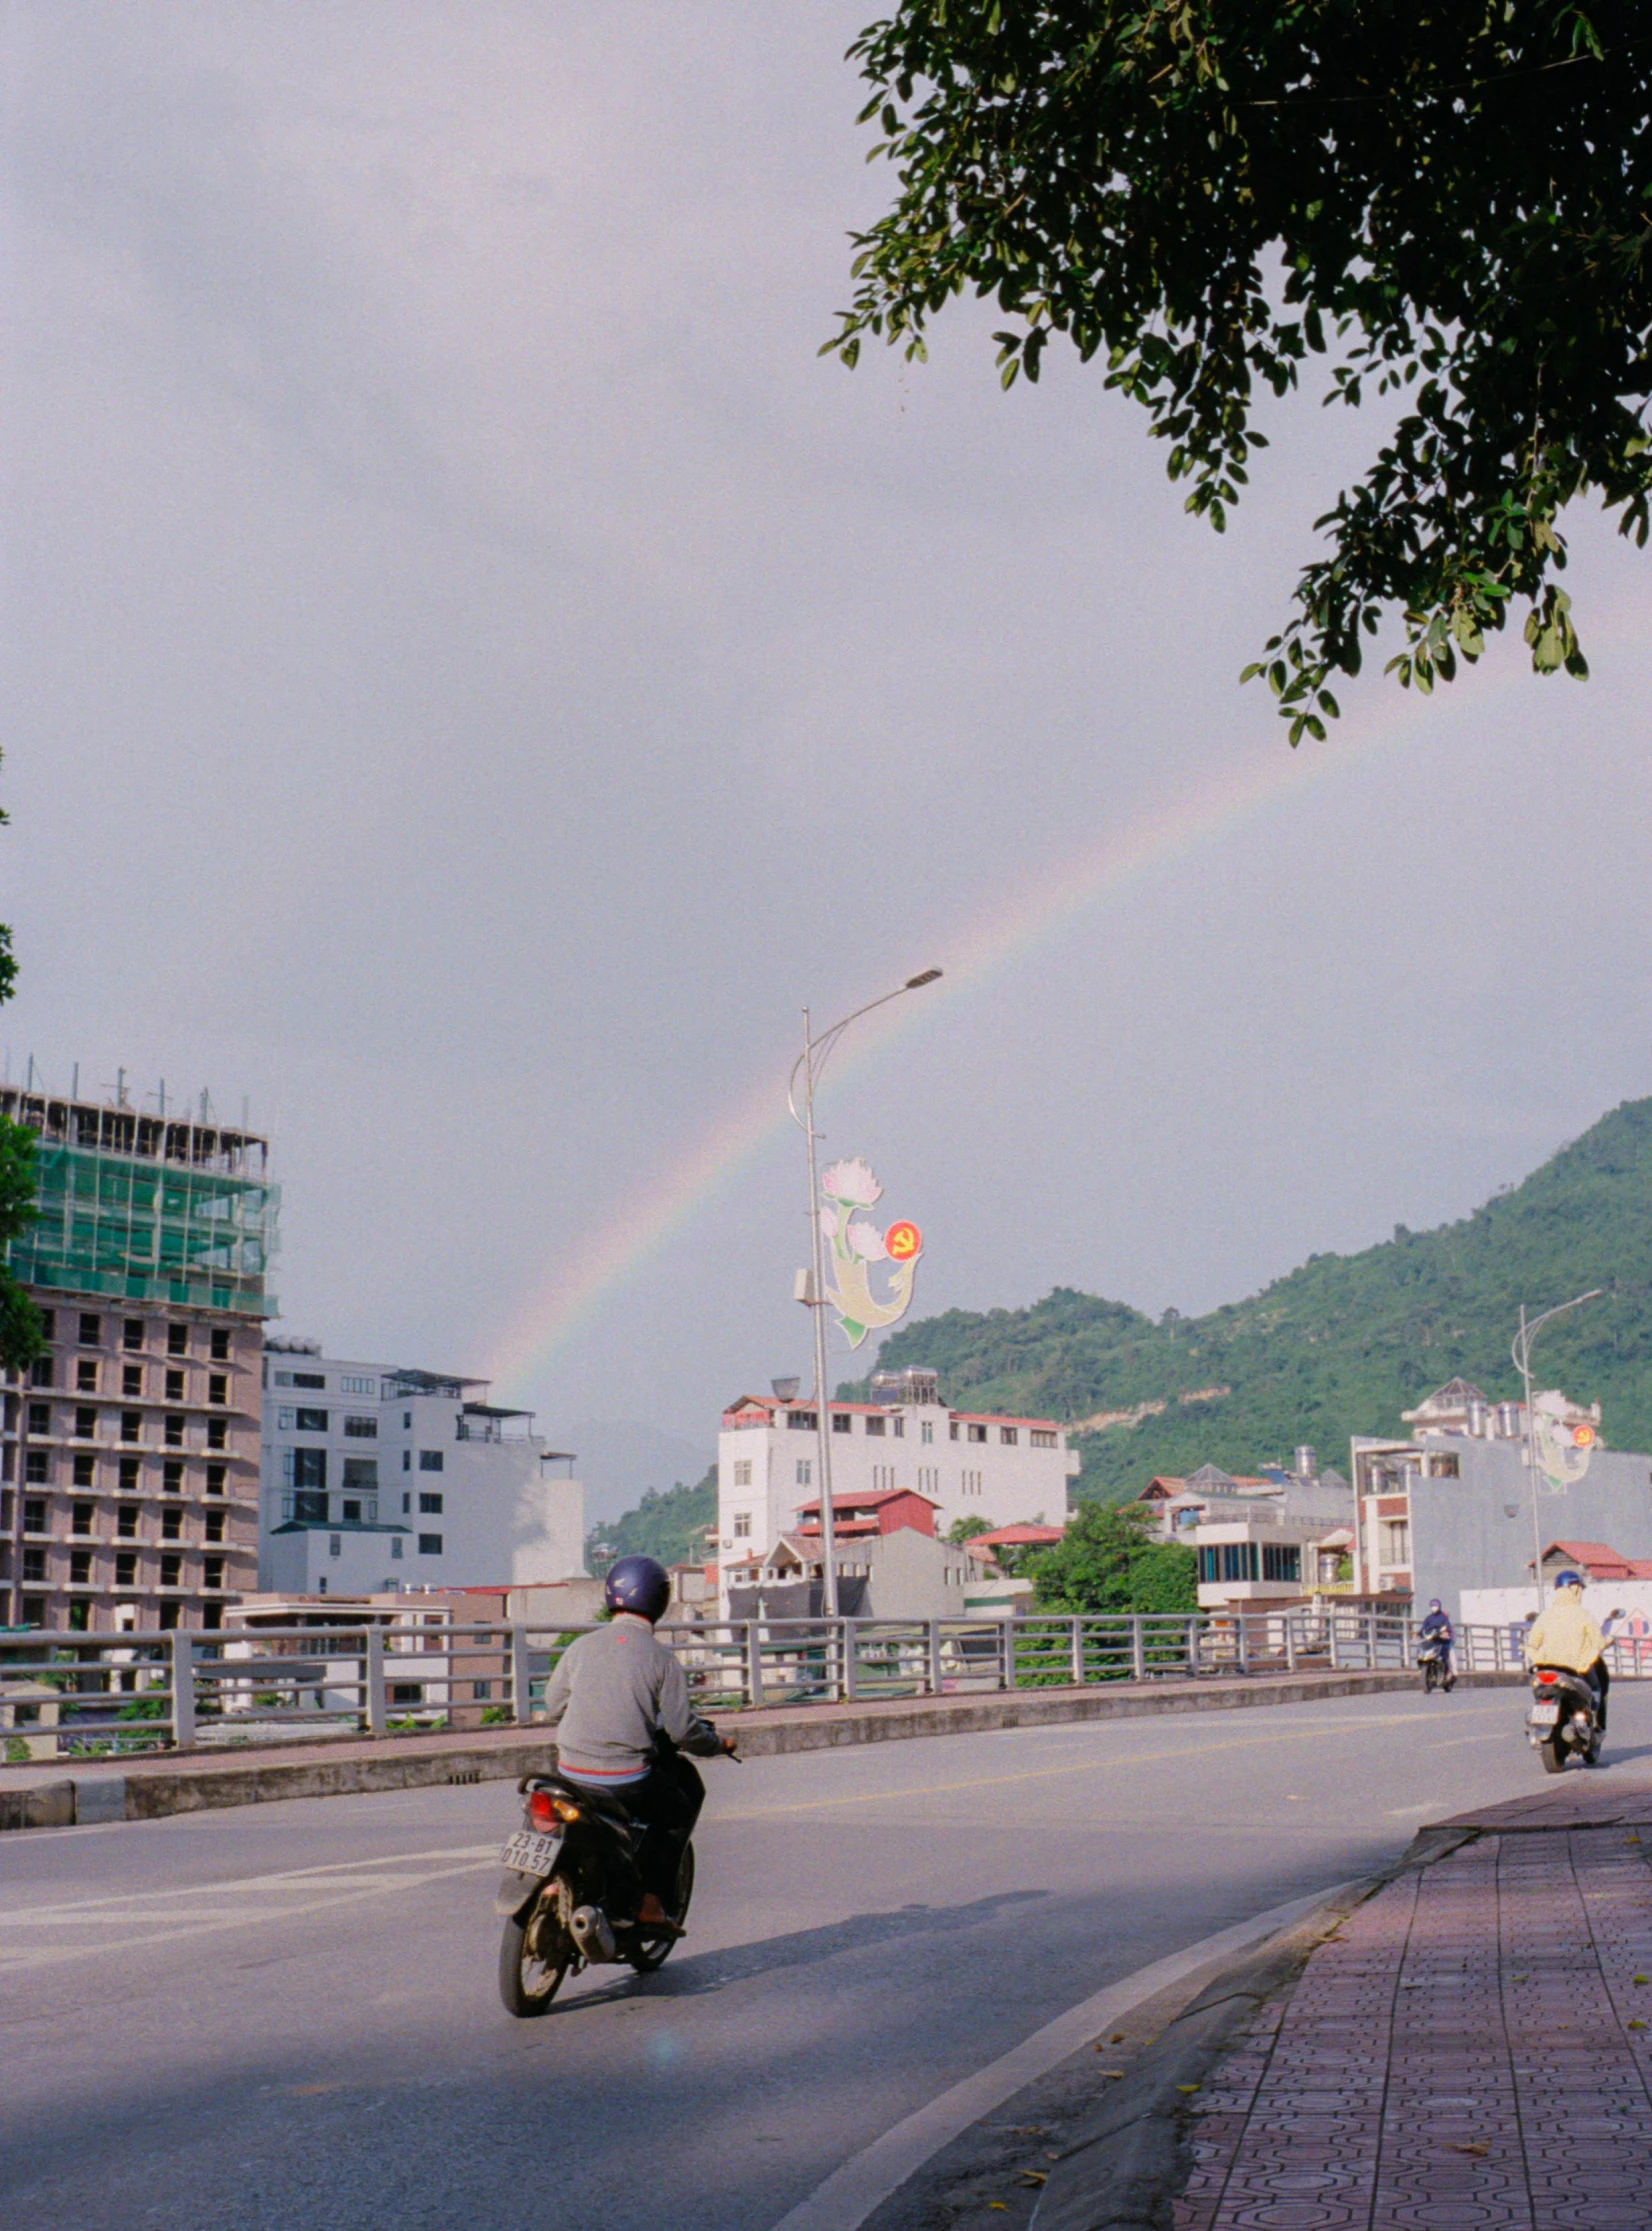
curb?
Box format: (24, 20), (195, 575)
(1024, 1822), (1501, 2231)
(0, 1666), (1519, 1832)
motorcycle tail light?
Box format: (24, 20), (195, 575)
(526, 1789), (562, 1831)
(1537, 1671), (1557, 1684)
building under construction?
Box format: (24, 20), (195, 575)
(0, 1080), (279, 1632)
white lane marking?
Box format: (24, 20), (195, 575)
(767, 1877), (1362, 2231)
(0, 1843), (500, 1924)
(0, 1856), (499, 1972)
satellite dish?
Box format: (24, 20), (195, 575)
(771, 1376), (801, 1402)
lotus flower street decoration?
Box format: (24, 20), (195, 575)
(818, 1156), (922, 1348)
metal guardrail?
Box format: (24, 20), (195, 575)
(0, 1609), (1623, 1761)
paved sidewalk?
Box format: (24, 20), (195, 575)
(1174, 1770), (1652, 2231)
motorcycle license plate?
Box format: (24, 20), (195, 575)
(1529, 1704), (1560, 1726)
(499, 1829), (561, 1876)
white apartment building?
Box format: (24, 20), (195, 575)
(716, 1365), (1078, 1607)
(259, 1339), (585, 1596)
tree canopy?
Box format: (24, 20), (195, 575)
(827, 3), (1652, 738)
(1029, 1500), (1197, 1612)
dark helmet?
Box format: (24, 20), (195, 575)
(1553, 1569), (1585, 1592)
(604, 1554), (671, 1622)
(1429, 1599), (1443, 1613)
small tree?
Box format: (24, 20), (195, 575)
(1029, 1501), (1197, 1615)
(946, 1513), (996, 1545)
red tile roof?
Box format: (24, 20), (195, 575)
(1543, 1540), (1652, 1581)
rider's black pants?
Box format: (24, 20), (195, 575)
(615, 1755), (705, 1903)
(1591, 1657), (1611, 1732)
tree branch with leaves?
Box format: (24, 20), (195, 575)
(825, 2), (1652, 739)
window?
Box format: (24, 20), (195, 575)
(864, 1415), (886, 1437)
(295, 1408), (328, 1433)
(871, 1464), (896, 1491)
(340, 1375), (377, 1395)
(208, 1375), (227, 1406)
(418, 1491), (444, 1514)
(161, 1506), (183, 1542)
(205, 1464), (226, 1496)
(164, 1369), (185, 1403)
(292, 1372), (326, 1390)
(73, 1454), (95, 1488)
(787, 1408), (817, 1431)
(78, 1313), (100, 1346)
(122, 1365), (143, 1399)
(921, 1421), (934, 1445)
(961, 1468), (983, 1497)
(273, 1371), (293, 1387)
(123, 1320), (144, 1351)
(22, 1497), (46, 1533)
(343, 1415), (378, 1438)
(22, 1547), (45, 1584)
(29, 1356), (52, 1388)
(1383, 1520), (1411, 1567)
(402, 1451), (411, 1472)
(210, 1328), (231, 1363)
(949, 1421), (960, 1441)
(293, 1448), (326, 1491)
(732, 1460), (753, 1487)
(76, 1360), (98, 1394)
(1429, 1453), (1460, 1479)
(390, 1682), (423, 1705)
(70, 1550), (91, 1585)
(163, 1414), (184, 1447)
(401, 1492), (411, 1514)
(329, 1536), (342, 1558)
(472, 1681), (493, 1702)
(1031, 1429), (1057, 1449)
(295, 1491), (327, 1523)
(71, 1501), (93, 1535)
(158, 1600), (180, 1628)
(918, 1466), (939, 1494)
(1262, 1543), (1302, 1584)
(832, 1413), (851, 1435)
(117, 1505), (138, 1539)
(999, 1427), (1018, 1446)
(1199, 1541), (1261, 1583)
(419, 1450), (444, 1473)
(342, 1458), (378, 1490)
(967, 1423), (988, 1444)
(796, 1460), (812, 1487)
(403, 1411), (412, 1428)
(206, 1419), (226, 1451)
(342, 1499), (362, 1523)
(27, 1401), (50, 1435)
(119, 1457), (139, 1492)
(24, 1449), (48, 1484)
(159, 1554), (181, 1588)
(75, 1406), (97, 1440)
(733, 1512), (752, 1539)
(163, 1459), (183, 1492)
(167, 1323), (188, 1357)
(391, 1537), (403, 1559)
(891, 1416), (904, 1438)
(115, 1551), (137, 1588)
(121, 1410), (142, 1443)
(418, 1533), (443, 1556)
(20, 1593), (45, 1623)
(204, 1509), (225, 1544)
(37, 1310), (54, 1341)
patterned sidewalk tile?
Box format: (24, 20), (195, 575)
(1187, 1828), (1652, 2231)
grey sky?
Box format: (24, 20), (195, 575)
(4, 5), (1650, 1495)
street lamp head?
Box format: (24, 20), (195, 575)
(905, 968), (943, 990)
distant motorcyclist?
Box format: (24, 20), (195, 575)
(543, 1555), (731, 1927)
(1524, 1570), (1609, 1732)
(1418, 1598), (1456, 1691)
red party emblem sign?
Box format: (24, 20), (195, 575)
(1572, 1423), (1596, 1448)
(884, 1220), (922, 1262)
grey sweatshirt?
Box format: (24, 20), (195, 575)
(543, 1613), (695, 1779)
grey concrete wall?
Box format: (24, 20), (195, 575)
(1415, 1441), (1652, 1620)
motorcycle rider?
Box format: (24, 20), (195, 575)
(1524, 1569), (1610, 1733)
(1418, 1597), (1456, 1691)
(542, 1554), (730, 1928)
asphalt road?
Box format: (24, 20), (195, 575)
(5, 1683), (1647, 2231)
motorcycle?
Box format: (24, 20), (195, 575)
(495, 1728), (735, 2017)
(1527, 1664), (1603, 1774)
(1418, 1636), (1453, 1694)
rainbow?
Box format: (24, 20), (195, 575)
(483, 709), (1410, 1403)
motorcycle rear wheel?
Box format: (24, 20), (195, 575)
(629, 1843), (695, 1975)
(1541, 1732), (1568, 1774)
(499, 1891), (573, 2017)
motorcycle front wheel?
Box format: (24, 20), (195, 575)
(499, 1888), (573, 2017)
(628, 1843), (695, 1976)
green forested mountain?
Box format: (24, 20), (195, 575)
(585, 1467), (717, 1575)
(847, 1098), (1652, 1501)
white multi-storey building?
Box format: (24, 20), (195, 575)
(259, 1339), (585, 1596)
(716, 1365), (1078, 1605)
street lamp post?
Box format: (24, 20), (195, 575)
(788, 970), (941, 1618)
(1513, 1289), (1603, 1614)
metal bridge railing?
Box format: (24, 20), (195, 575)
(0, 1609), (1604, 1762)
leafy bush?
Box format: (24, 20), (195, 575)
(1029, 1502), (1197, 1616)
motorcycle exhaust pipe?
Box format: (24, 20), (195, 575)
(570, 1905), (617, 1962)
